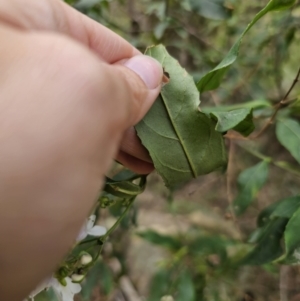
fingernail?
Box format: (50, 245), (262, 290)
(123, 55), (163, 89)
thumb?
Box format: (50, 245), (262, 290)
(108, 55), (163, 127)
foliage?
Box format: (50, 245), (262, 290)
(43, 0), (300, 300)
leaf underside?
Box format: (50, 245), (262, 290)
(135, 45), (227, 188)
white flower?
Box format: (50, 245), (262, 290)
(51, 277), (81, 301)
(76, 214), (107, 241)
(28, 277), (81, 301)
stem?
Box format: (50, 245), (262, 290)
(102, 198), (135, 242)
(273, 161), (300, 177)
(78, 198), (135, 246)
(93, 198), (135, 264)
(225, 67), (300, 141)
(237, 143), (300, 177)
(253, 66), (300, 139)
(237, 144), (272, 162)
(224, 133), (249, 141)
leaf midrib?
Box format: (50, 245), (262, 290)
(160, 92), (197, 178)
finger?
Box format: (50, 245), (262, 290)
(116, 126), (154, 174)
(106, 55), (163, 128)
(119, 127), (152, 163)
(0, 0), (140, 63)
(116, 151), (154, 175)
(107, 56), (163, 172)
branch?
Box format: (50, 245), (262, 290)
(253, 66), (300, 139)
(225, 66), (300, 141)
(236, 143), (300, 177)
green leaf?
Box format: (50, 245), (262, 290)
(202, 100), (271, 114)
(81, 263), (101, 301)
(276, 118), (300, 164)
(177, 271), (196, 301)
(154, 21), (169, 40)
(252, 196), (300, 245)
(189, 0), (231, 20)
(148, 270), (172, 301)
(257, 196), (300, 227)
(149, 268), (196, 301)
(137, 230), (181, 250)
(81, 261), (113, 300)
(75, 0), (101, 9)
(243, 218), (287, 265)
(135, 45), (227, 188)
(189, 236), (228, 262)
(210, 108), (255, 136)
(284, 206), (300, 257)
(233, 161), (269, 215)
(196, 0), (296, 92)
(146, 2), (166, 20)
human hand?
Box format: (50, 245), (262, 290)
(0, 0), (162, 300)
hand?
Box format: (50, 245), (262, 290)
(0, 1), (162, 300)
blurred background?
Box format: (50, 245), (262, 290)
(40, 0), (300, 300)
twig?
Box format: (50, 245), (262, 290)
(253, 66), (300, 139)
(224, 133), (249, 141)
(236, 143), (300, 177)
(224, 67), (300, 141)
(237, 143), (271, 162)
(78, 198), (135, 246)
(226, 140), (242, 240)
(119, 276), (142, 301)
(209, 91), (221, 106)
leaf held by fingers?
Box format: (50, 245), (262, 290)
(135, 45), (227, 188)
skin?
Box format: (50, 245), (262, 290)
(0, 0), (163, 300)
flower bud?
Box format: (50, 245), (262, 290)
(71, 274), (85, 283)
(58, 277), (67, 287)
(80, 253), (93, 266)
(57, 266), (69, 278)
